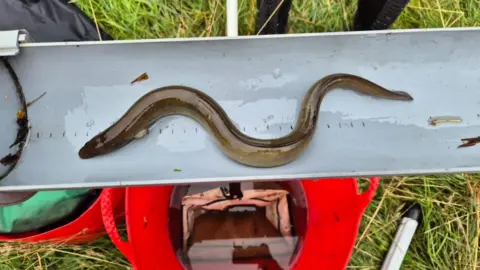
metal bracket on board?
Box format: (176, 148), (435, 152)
(0, 30), (33, 56)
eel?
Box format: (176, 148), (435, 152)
(78, 73), (414, 167)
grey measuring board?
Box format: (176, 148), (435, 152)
(1, 27), (480, 191)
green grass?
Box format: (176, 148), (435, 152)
(76, 0), (480, 40)
(352, 175), (480, 269)
(3, 0), (480, 269)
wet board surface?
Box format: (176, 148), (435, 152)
(1, 27), (480, 191)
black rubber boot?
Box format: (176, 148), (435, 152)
(353, 0), (411, 30)
(255, 0), (293, 35)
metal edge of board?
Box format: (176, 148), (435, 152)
(1, 167), (480, 192)
(14, 26), (480, 48)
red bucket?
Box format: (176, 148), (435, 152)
(102, 178), (379, 270)
(0, 188), (125, 244)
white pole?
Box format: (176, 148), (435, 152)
(226, 0), (238, 37)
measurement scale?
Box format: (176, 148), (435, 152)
(1, 28), (480, 191)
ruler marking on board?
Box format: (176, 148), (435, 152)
(25, 119), (377, 143)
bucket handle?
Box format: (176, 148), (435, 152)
(357, 177), (380, 211)
(100, 188), (135, 263)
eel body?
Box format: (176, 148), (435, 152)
(78, 73), (413, 167)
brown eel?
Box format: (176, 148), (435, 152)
(78, 73), (413, 167)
